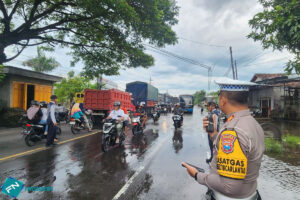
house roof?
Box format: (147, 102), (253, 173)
(250, 73), (286, 82)
(3, 66), (62, 82)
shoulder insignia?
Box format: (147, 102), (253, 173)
(221, 133), (236, 154)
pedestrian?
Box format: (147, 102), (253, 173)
(183, 79), (264, 199)
(46, 95), (58, 147)
(206, 101), (219, 164)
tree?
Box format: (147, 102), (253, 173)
(248, 0), (300, 74)
(22, 47), (60, 72)
(0, 64), (5, 83)
(194, 90), (206, 105)
(54, 72), (97, 104)
(0, 0), (178, 77)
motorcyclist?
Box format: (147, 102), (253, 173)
(105, 101), (125, 144)
(27, 100), (43, 124)
(79, 103), (92, 132)
(39, 101), (48, 135)
(136, 102), (147, 128)
(121, 106), (129, 136)
(173, 103), (183, 125)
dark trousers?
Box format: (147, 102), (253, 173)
(208, 134), (213, 160)
(46, 123), (56, 146)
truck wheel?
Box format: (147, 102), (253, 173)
(25, 132), (36, 147)
(101, 135), (110, 152)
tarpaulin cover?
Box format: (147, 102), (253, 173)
(126, 81), (158, 106)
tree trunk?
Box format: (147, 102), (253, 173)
(0, 44), (6, 65)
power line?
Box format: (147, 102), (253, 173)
(178, 37), (227, 48)
(145, 44), (211, 70)
(239, 57), (289, 68)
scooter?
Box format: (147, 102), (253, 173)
(22, 123), (61, 147)
(172, 114), (182, 129)
(101, 119), (125, 152)
(151, 111), (159, 123)
(70, 111), (93, 134)
(132, 113), (144, 135)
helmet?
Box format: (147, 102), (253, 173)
(31, 100), (39, 106)
(40, 101), (48, 108)
(50, 95), (57, 100)
(140, 102), (146, 106)
(113, 101), (121, 106)
(176, 103), (180, 106)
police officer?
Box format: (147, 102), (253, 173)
(183, 79), (264, 199)
(46, 95), (58, 147)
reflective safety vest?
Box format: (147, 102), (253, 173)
(217, 130), (248, 179)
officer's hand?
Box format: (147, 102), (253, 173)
(54, 122), (57, 126)
(203, 117), (209, 130)
(203, 116), (217, 137)
(182, 162), (198, 178)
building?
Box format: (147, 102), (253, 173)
(0, 66), (62, 110)
(249, 73), (300, 119)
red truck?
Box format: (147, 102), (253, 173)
(84, 89), (133, 119)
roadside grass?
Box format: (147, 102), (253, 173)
(282, 134), (300, 148)
(265, 135), (300, 154)
(265, 138), (282, 154)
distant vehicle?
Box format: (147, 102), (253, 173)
(179, 95), (194, 113)
(75, 92), (85, 103)
(84, 89), (134, 123)
(126, 81), (158, 114)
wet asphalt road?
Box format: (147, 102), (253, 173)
(0, 107), (300, 200)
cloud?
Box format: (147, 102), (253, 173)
(6, 0), (294, 96)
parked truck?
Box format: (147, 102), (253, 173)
(126, 81), (158, 113)
(84, 89), (133, 125)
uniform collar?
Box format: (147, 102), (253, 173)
(227, 109), (250, 118)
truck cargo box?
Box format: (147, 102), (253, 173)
(84, 89), (133, 111)
(126, 81), (158, 106)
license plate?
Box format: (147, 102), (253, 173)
(70, 121), (75, 125)
(22, 130), (30, 135)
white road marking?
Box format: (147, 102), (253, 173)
(112, 135), (168, 200)
(112, 165), (145, 200)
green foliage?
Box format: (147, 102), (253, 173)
(0, 65), (5, 83)
(54, 74), (97, 104)
(248, 0), (300, 73)
(208, 91), (219, 103)
(265, 138), (283, 153)
(282, 134), (300, 148)
(0, 0), (179, 77)
(22, 47), (60, 72)
(194, 90), (206, 105)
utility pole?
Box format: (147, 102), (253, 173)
(230, 46), (236, 79)
(98, 74), (103, 90)
(234, 60), (238, 80)
(149, 76), (152, 85)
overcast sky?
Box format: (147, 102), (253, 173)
(6, 0), (293, 96)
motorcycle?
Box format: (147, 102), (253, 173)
(132, 113), (144, 135)
(151, 111), (159, 123)
(70, 110), (93, 134)
(101, 119), (125, 152)
(57, 110), (70, 123)
(172, 114), (182, 129)
(22, 123), (61, 147)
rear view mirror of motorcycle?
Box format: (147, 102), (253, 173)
(181, 162), (205, 173)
